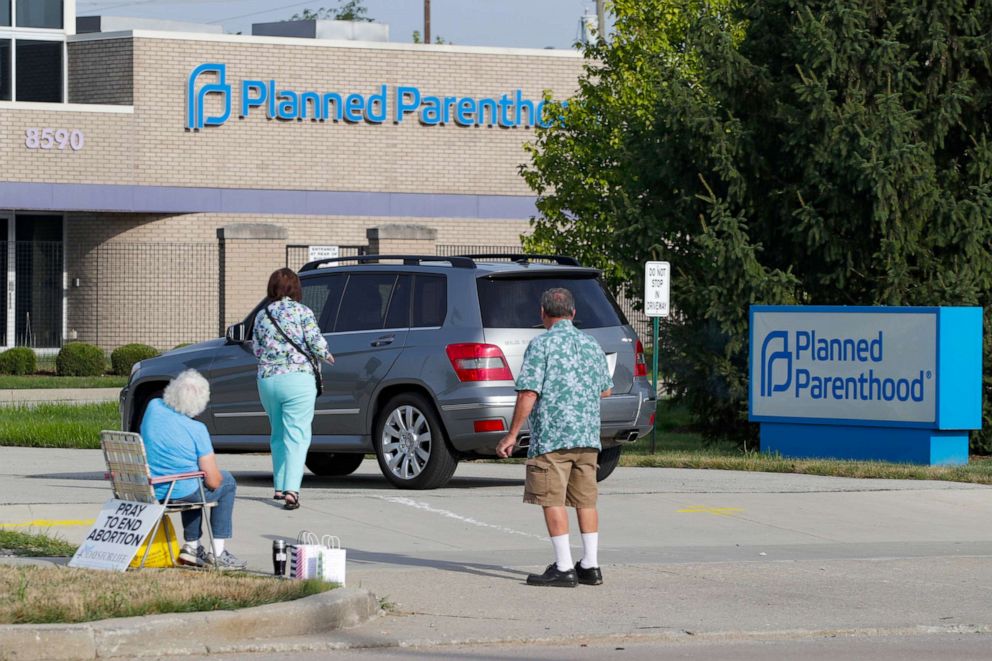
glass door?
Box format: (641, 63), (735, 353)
(0, 216), (8, 347)
(3, 215), (64, 348)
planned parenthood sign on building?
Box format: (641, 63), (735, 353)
(749, 306), (982, 465)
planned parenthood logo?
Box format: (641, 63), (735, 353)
(751, 309), (937, 424)
(184, 62), (559, 130)
(186, 63), (232, 130)
(759, 330), (791, 397)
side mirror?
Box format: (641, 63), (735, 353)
(226, 323), (248, 344)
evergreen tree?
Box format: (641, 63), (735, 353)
(523, 0), (992, 449)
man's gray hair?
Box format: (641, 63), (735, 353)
(541, 288), (575, 318)
(163, 369), (211, 418)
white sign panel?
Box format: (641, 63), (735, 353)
(644, 261), (671, 318)
(750, 310), (937, 423)
(69, 499), (166, 571)
(308, 245), (339, 263)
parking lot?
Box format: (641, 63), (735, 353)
(3, 447), (992, 650)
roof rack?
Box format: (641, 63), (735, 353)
(460, 253), (581, 266)
(298, 254), (476, 272)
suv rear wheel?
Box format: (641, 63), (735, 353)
(374, 393), (458, 490)
(596, 445), (622, 482)
(305, 452), (365, 477)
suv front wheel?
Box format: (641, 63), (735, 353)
(374, 393), (458, 489)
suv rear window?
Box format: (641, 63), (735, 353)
(477, 276), (623, 329)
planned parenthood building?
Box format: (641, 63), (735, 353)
(0, 0), (583, 350)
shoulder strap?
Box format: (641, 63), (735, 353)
(264, 304), (318, 370)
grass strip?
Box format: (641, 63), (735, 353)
(0, 529), (76, 557)
(0, 402), (118, 449)
(619, 450), (992, 484)
(0, 566), (335, 624)
(0, 375), (127, 389)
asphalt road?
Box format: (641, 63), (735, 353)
(3, 447), (992, 658)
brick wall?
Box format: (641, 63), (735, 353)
(68, 39), (133, 105)
(3, 35), (583, 196)
(63, 212), (534, 349)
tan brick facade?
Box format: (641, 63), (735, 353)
(1, 32), (582, 350)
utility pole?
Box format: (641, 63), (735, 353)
(424, 0), (431, 44)
(595, 0), (605, 42)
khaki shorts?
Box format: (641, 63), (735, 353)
(523, 448), (598, 508)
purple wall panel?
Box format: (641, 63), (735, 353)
(0, 182), (538, 220)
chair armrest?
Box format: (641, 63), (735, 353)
(149, 471), (207, 484)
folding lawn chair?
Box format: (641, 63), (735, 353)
(100, 429), (216, 569)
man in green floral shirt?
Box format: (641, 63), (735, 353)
(496, 288), (613, 588)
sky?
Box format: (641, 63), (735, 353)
(75, 0), (606, 49)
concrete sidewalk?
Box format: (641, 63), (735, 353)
(0, 388), (119, 407)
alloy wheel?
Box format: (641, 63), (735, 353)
(380, 404), (432, 480)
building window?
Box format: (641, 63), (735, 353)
(15, 40), (62, 102)
(0, 40), (9, 101)
(1, 1), (10, 27)
(15, 0), (62, 29)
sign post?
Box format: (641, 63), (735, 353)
(644, 261), (671, 452)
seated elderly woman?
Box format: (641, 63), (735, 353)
(140, 369), (246, 569)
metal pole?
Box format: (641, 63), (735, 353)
(595, 0), (606, 42)
(651, 316), (659, 453)
(424, 0), (431, 44)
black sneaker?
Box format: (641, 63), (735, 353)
(526, 563), (578, 587)
(574, 562), (603, 585)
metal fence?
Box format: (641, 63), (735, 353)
(436, 244), (524, 257)
(286, 244), (367, 271)
(0, 241), (64, 348)
(84, 242), (220, 349)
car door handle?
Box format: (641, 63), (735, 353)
(370, 334), (395, 347)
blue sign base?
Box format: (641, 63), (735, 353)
(761, 422), (969, 466)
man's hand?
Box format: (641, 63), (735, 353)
(496, 434), (517, 458)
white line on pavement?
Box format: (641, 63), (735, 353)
(372, 495), (546, 541)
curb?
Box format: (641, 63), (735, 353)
(0, 588), (380, 661)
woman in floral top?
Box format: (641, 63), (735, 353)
(253, 268), (334, 510)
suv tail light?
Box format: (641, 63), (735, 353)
(634, 339), (648, 378)
(446, 343), (513, 381)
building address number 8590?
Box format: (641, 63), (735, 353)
(25, 128), (85, 151)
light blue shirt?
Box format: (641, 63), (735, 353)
(140, 398), (214, 500)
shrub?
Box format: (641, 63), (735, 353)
(110, 344), (160, 376)
(0, 347), (36, 375)
(56, 343), (106, 377)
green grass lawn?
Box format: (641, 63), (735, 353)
(0, 529), (77, 557)
(0, 375), (127, 389)
(619, 399), (992, 484)
(0, 402), (118, 448)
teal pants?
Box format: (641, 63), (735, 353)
(258, 372), (317, 493)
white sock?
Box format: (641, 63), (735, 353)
(212, 538), (226, 556)
(183, 540), (199, 551)
(550, 534), (573, 571)
(580, 532), (599, 569)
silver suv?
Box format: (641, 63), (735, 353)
(120, 254), (656, 489)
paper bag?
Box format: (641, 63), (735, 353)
(130, 515), (180, 569)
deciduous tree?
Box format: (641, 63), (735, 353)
(523, 0), (992, 449)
